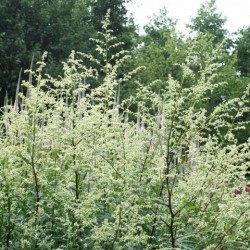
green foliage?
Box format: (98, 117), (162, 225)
(0, 0), (92, 105)
(89, 0), (136, 50)
(188, 0), (227, 45)
(0, 0), (136, 106)
(235, 26), (250, 77)
(0, 0), (31, 101)
(1, 13), (250, 250)
(132, 9), (188, 94)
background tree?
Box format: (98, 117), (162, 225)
(0, 0), (136, 106)
(89, 0), (136, 51)
(129, 9), (189, 95)
(0, 0), (93, 105)
(235, 26), (250, 77)
(188, 0), (227, 45)
(0, 0), (31, 104)
(187, 0), (248, 114)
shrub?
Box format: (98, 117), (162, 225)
(1, 12), (250, 250)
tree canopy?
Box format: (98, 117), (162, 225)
(188, 0), (227, 44)
(0, 0), (135, 105)
(236, 26), (250, 77)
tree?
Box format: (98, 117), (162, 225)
(187, 0), (249, 137)
(188, 0), (227, 45)
(0, 0), (136, 106)
(130, 8), (189, 94)
(0, 0), (31, 104)
(0, 0), (94, 106)
(235, 26), (250, 77)
(89, 0), (136, 51)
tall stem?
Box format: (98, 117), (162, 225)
(31, 113), (40, 217)
(6, 186), (11, 249)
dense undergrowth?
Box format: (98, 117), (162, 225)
(1, 12), (250, 250)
